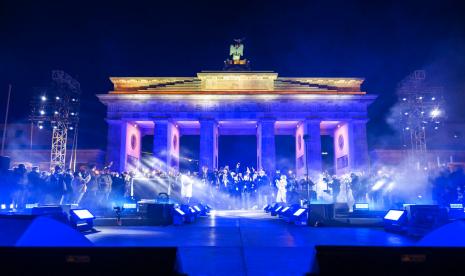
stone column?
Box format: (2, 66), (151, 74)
(296, 120), (322, 178)
(153, 120), (180, 172)
(106, 119), (126, 172)
(199, 119), (218, 171)
(257, 119), (276, 176)
(349, 120), (369, 171)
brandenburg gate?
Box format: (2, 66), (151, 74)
(97, 71), (376, 177)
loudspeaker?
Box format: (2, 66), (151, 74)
(0, 156), (10, 171)
(404, 204), (448, 236)
(0, 215), (92, 246)
(308, 204), (334, 226)
(0, 247), (183, 275)
(145, 203), (174, 225)
(314, 245), (465, 276)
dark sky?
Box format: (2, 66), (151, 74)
(1, 0), (465, 151)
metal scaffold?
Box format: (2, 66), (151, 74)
(30, 70), (81, 170)
(396, 70), (445, 170)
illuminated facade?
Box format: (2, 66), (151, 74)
(97, 71), (376, 177)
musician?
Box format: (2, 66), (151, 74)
(181, 171), (193, 204)
(276, 174), (287, 203)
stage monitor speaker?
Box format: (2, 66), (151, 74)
(145, 203), (174, 226)
(314, 245), (465, 276)
(0, 215), (92, 246)
(404, 204), (448, 235)
(0, 156), (10, 171)
(0, 246), (182, 276)
(308, 204), (334, 226)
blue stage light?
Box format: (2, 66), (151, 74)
(450, 203), (463, 209)
(173, 207), (186, 225)
(354, 203), (369, 211)
(25, 203), (39, 209)
(384, 210), (405, 221)
(69, 209), (95, 232)
(123, 203), (137, 209)
(293, 208), (308, 226)
(383, 209), (407, 233)
(448, 203), (465, 220)
(72, 209), (95, 220)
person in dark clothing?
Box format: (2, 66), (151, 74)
(48, 166), (66, 204)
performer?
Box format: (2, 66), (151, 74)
(72, 171), (87, 205)
(181, 171), (193, 204)
(276, 174), (287, 203)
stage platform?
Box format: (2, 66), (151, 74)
(87, 210), (415, 275)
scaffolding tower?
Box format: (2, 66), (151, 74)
(30, 70), (80, 170)
(397, 70), (444, 169)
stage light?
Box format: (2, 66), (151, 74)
(430, 108), (441, 118)
(384, 210), (405, 221)
(354, 203), (369, 211)
(402, 97), (407, 101)
(173, 207), (185, 225)
(38, 125), (44, 129)
(70, 112), (75, 116)
(54, 111), (58, 115)
(123, 203), (137, 209)
(41, 95), (47, 101)
(264, 204), (272, 213)
(383, 210), (407, 233)
(448, 203), (465, 220)
(55, 96), (60, 100)
(69, 209), (95, 232)
(271, 204), (284, 216)
(25, 203), (39, 209)
(405, 127), (410, 130)
(1, 204), (6, 209)
(69, 126), (74, 130)
(404, 112), (408, 115)
(293, 208), (308, 226)
(39, 110), (45, 115)
(431, 97), (436, 101)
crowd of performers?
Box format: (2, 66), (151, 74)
(1, 161), (465, 211)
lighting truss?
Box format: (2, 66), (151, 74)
(30, 70), (81, 170)
(396, 70), (445, 169)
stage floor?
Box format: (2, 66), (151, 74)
(87, 210), (415, 275)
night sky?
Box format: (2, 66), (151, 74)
(1, 0), (465, 161)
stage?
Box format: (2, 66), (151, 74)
(87, 210), (415, 275)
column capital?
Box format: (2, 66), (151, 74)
(304, 118), (322, 124)
(258, 118), (277, 123)
(105, 119), (122, 125)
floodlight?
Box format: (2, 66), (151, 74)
(430, 108), (441, 118)
(354, 203), (369, 211)
(175, 208), (185, 216)
(72, 209), (95, 220)
(69, 209), (95, 232)
(123, 203), (137, 209)
(193, 206), (201, 212)
(293, 208), (306, 216)
(450, 203), (463, 209)
(281, 206), (290, 213)
(25, 203), (39, 209)
(384, 210), (405, 221)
